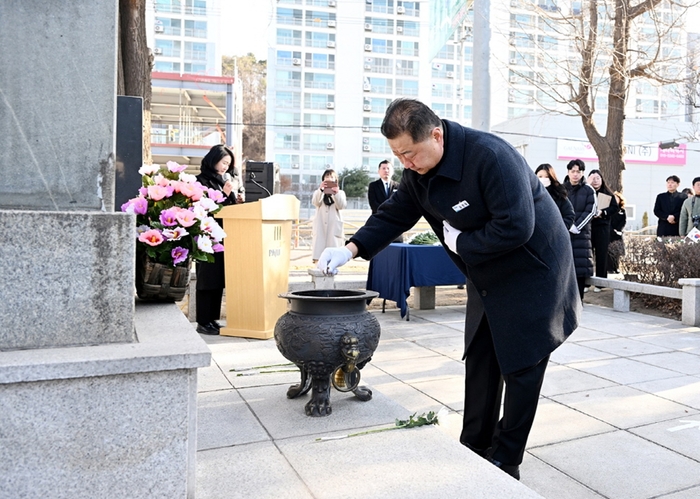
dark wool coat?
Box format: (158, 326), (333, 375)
(549, 189), (575, 229)
(564, 179), (596, 277)
(195, 173), (236, 290)
(350, 120), (580, 374)
(368, 178), (400, 214)
(654, 191), (685, 236)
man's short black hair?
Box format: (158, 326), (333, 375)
(378, 159), (392, 170)
(666, 175), (681, 183)
(566, 159), (585, 171)
(381, 98), (442, 143)
(693, 177), (700, 186)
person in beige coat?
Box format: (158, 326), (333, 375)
(311, 169), (347, 261)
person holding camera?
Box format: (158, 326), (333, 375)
(679, 177), (700, 237)
(311, 169), (347, 262)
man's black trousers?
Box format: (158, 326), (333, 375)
(460, 316), (549, 465)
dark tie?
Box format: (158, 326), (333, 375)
(385, 182), (389, 196)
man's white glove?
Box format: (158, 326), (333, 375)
(442, 220), (462, 254)
(317, 247), (353, 275)
(569, 224), (581, 235)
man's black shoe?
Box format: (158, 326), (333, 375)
(197, 323), (219, 335)
(488, 458), (520, 480)
(211, 321), (222, 330)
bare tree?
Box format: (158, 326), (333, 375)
(223, 54), (267, 162)
(117, 0), (153, 163)
(508, 0), (697, 192)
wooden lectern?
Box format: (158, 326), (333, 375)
(217, 194), (300, 339)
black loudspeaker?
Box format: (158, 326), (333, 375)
(115, 96), (143, 210)
(244, 161), (279, 202)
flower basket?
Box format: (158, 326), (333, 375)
(121, 161), (228, 302)
(136, 253), (191, 302)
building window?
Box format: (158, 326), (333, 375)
(365, 57), (393, 74)
(274, 111), (301, 126)
(435, 44), (454, 60)
(398, 20), (419, 37)
(278, 28), (303, 46)
(366, 97), (392, 113)
(155, 0), (181, 14)
(275, 91), (301, 108)
(397, 40), (418, 57)
(400, 1), (420, 17)
(155, 17), (181, 36)
(431, 82), (453, 98)
(366, 0), (394, 15)
(184, 0), (207, 15)
(274, 132), (300, 149)
(305, 31), (335, 48)
(397, 59), (418, 76)
(431, 103), (454, 118)
(276, 50), (302, 66)
(154, 61), (181, 73)
(275, 154), (301, 170)
(367, 38), (393, 54)
(304, 93), (334, 110)
(183, 62), (206, 73)
(277, 7), (303, 26)
(365, 17), (394, 35)
(184, 42), (207, 61)
(184, 20), (207, 38)
(305, 53), (335, 70)
(155, 39), (181, 57)
(304, 134), (334, 151)
(304, 72), (335, 90)
(305, 10), (335, 27)
(303, 156), (334, 171)
(304, 113), (335, 128)
(396, 79), (418, 96)
(366, 77), (392, 93)
(276, 70), (302, 88)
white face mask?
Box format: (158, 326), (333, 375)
(538, 177), (551, 188)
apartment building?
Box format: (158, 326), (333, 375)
(266, 0), (694, 199)
(146, 0), (223, 76)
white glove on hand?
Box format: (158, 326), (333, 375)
(442, 220), (462, 254)
(317, 247), (353, 275)
(569, 224), (581, 234)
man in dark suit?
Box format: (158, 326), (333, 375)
(367, 159), (399, 214)
(653, 175), (685, 236)
(317, 99), (580, 481)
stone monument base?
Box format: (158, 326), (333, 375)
(0, 302), (210, 498)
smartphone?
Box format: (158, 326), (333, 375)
(323, 180), (337, 195)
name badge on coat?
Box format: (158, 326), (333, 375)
(452, 200), (470, 212)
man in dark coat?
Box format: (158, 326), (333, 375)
(367, 159), (399, 214)
(654, 175), (685, 236)
(317, 99), (580, 480)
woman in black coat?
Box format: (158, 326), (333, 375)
(607, 191), (627, 274)
(587, 169), (618, 290)
(535, 164), (575, 229)
(563, 159), (597, 299)
(195, 145), (238, 335)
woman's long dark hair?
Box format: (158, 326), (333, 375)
(199, 144), (234, 188)
(535, 163), (567, 200)
(588, 169), (613, 196)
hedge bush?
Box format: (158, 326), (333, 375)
(619, 236), (700, 314)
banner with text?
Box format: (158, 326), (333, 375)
(556, 138), (686, 166)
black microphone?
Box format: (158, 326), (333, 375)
(249, 172), (272, 197)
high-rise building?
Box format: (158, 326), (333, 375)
(266, 0), (693, 200)
(146, 0), (223, 76)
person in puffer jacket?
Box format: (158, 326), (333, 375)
(563, 159), (597, 299)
